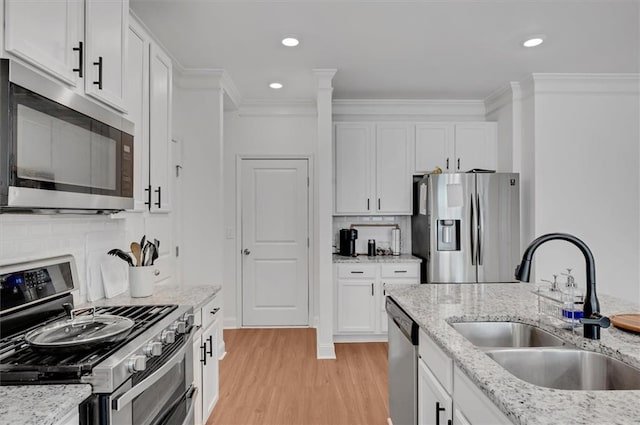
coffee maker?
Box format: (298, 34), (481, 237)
(339, 228), (358, 256)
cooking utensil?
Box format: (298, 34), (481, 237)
(140, 235), (146, 252)
(107, 249), (134, 267)
(130, 242), (142, 267)
(610, 314), (640, 333)
(151, 240), (159, 265)
(143, 240), (154, 266)
(24, 306), (135, 351)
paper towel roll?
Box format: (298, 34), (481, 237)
(391, 228), (400, 256)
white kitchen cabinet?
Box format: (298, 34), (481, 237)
(334, 122), (412, 215)
(418, 359), (453, 425)
(453, 408), (472, 425)
(453, 366), (511, 425)
(193, 295), (222, 425)
(84, 0), (128, 111)
(4, 0), (84, 87)
(414, 122), (497, 174)
(334, 262), (419, 341)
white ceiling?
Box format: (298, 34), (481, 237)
(131, 0), (640, 102)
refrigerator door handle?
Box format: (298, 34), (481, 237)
(477, 192), (483, 266)
(470, 193), (476, 266)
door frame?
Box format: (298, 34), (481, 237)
(235, 154), (315, 328)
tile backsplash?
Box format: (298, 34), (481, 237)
(332, 215), (411, 255)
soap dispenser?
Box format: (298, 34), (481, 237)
(561, 269), (584, 322)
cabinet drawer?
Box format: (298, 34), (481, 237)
(419, 328), (453, 394)
(337, 264), (376, 279)
(201, 295), (221, 330)
(380, 263), (419, 278)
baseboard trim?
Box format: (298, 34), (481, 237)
(333, 334), (389, 343)
(317, 343), (336, 359)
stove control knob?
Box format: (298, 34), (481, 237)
(182, 313), (195, 327)
(161, 330), (176, 344)
(144, 341), (163, 357)
(127, 355), (147, 373)
(170, 321), (187, 334)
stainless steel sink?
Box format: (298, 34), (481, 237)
(450, 321), (570, 348)
(486, 348), (640, 390)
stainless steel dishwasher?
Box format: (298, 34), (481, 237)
(386, 297), (419, 425)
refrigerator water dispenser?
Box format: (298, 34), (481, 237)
(437, 219), (460, 251)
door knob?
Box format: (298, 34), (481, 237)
(243, 249), (251, 255)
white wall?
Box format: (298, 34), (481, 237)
(222, 110), (318, 328)
(530, 75), (640, 303)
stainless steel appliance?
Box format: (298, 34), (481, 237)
(386, 297), (418, 425)
(0, 256), (197, 425)
(412, 172), (520, 283)
(0, 59), (134, 213)
(339, 228), (358, 257)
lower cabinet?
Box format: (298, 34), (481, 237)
(55, 410), (79, 425)
(418, 329), (512, 425)
(192, 294), (223, 425)
(334, 262), (420, 341)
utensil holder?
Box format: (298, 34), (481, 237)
(129, 266), (154, 298)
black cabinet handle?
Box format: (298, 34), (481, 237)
(93, 56), (103, 89)
(367, 198), (370, 211)
(154, 186), (162, 208)
(200, 343), (207, 365)
(378, 198), (381, 210)
(72, 42), (83, 77)
(435, 402), (446, 425)
(144, 185), (152, 209)
(371, 283), (374, 296)
(457, 158), (460, 170)
(350, 271), (364, 274)
(447, 420), (452, 425)
(394, 270), (407, 273)
(206, 335), (213, 357)
(446, 158), (449, 170)
(210, 308), (220, 315)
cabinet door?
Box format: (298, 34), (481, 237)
(334, 123), (373, 215)
(336, 279), (376, 333)
(453, 408), (471, 425)
(375, 124), (412, 214)
(415, 124), (454, 173)
(5, 0), (83, 87)
(418, 359), (453, 425)
(124, 21), (150, 212)
(85, 0), (128, 111)
(149, 44), (173, 213)
(192, 332), (204, 425)
(201, 321), (220, 421)
(453, 366), (511, 425)
(453, 123), (497, 172)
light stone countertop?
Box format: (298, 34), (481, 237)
(2, 284), (221, 425)
(333, 253), (422, 263)
(0, 384), (91, 425)
(385, 283), (640, 425)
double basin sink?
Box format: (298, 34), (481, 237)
(450, 321), (640, 391)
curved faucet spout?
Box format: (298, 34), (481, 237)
(515, 232), (605, 340)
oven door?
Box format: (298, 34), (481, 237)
(107, 333), (195, 425)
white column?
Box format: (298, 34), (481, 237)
(313, 69), (337, 359)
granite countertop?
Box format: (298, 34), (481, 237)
(82, 283), (221, 310)
(385, 283), (640, 425)
(0, 384), (91, 425)
(333, 253), (422, 263)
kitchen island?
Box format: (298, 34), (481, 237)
(385, 283), (640, 425)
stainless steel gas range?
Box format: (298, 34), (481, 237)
(0, 255), (196, 425)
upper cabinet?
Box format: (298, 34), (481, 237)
(334, 122), (412, 215)
(4, 0), (128, 112)
(84, 0), (128, 111)
(414, 122), (497, 174)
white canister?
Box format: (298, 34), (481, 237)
(391, 228), (401, 256)
(128, 266), (155, 298)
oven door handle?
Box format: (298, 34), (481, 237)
(112, 331), (196, 412)
(181, 385), (197, 425)
(149, 384), (198, 425)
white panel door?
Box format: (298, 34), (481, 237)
(376, 123), (411, 214)
(415, 123), (455, 173)
(84, 0), (128, 111)
(454, 123), (497, 172)
(5, 0), (83, 87)
(334, 123), (373, 214)
(242, 159), (309, 326)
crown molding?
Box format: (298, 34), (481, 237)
(333, 99), (486, 119)
(313, 69), (338, 90)
(173, 68), (243, 109)
(235, 99), (317, 117)
(531, 73), (640, 95)
(484, 82), (521, 117)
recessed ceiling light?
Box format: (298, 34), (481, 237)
(269, 82), (283, 89)
(523, 36), (545, 47)
(281, 37), (300, 47)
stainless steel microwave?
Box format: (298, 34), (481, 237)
(0, 59), (134, 213)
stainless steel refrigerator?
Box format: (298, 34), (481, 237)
(412, 172), (520, 283)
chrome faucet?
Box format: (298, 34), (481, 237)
(515, 233), (610, 340)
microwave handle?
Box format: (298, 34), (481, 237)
(112, 331), (195, 411)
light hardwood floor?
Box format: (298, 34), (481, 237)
(207, 328), (389, 425)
